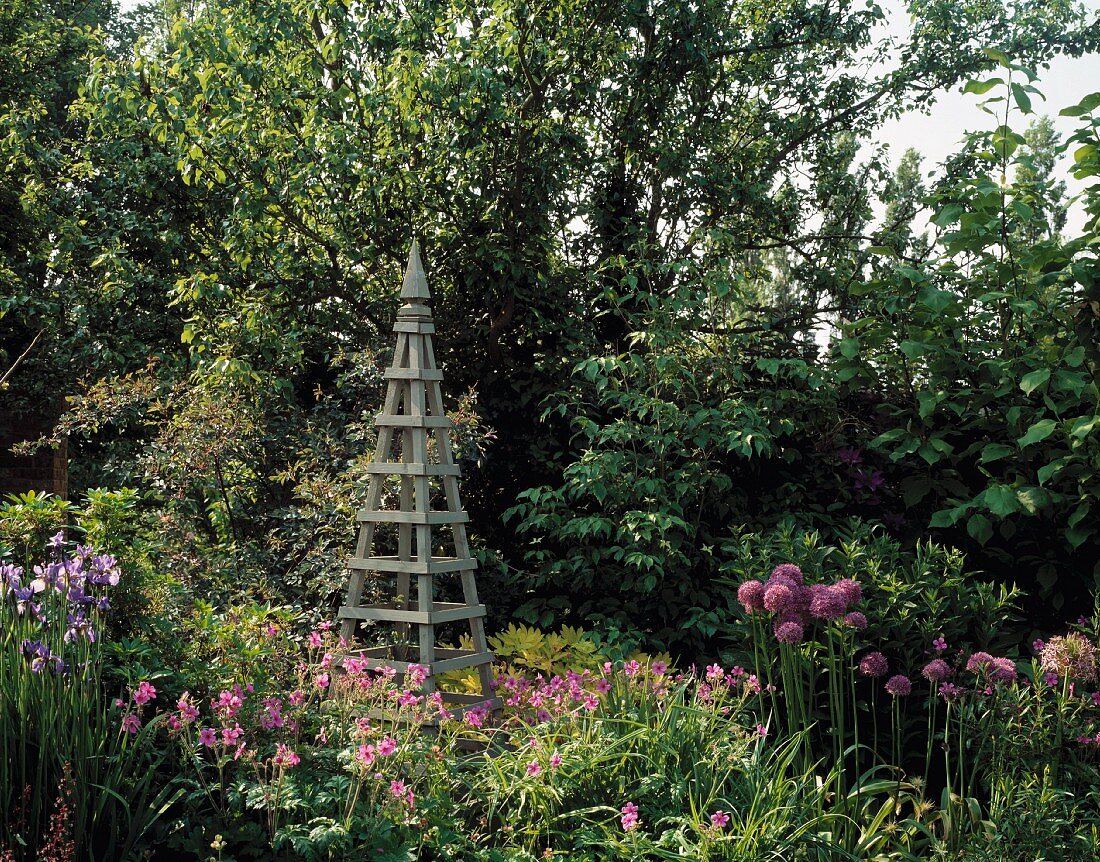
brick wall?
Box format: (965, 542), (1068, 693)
(0, 412), (67, 499)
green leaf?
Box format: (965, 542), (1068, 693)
(967, 513), (993, 544)
(1068, 502), (1090, 529)
(1066, 525), (1093, 550)
(983, 48), (1011, 67)
(1011, 82), (1032, 113)
(1016, 487), (1046, 514)
(931, 203), (964, 227)
(1074, 144), (1097, 165)
(899, 340), (929, 360)
(1016, 418), (1057, 447)
(870, 428), (908, 447)
(1037, 457), (1068, 485)
(1060, 92), (1100, 117)
(929, 509), (957, 528)
(980, 443), (1015, 463)
(901, 477), (932, 507)
(838, 338), (860, 359)
(917, 285), (956, 313)
(916, 390), (937, 419)
(1069, 415), (1098, 439)
(963, 78), (1003, 95)
(1019, 367), (1050, 394)
(982, 484), (1019, 517)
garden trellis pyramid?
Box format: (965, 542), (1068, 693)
(337, 240), (498, 714)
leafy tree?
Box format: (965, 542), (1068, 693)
(833, 65), (1100, 615)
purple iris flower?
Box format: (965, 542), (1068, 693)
(65, 609), (97, 644)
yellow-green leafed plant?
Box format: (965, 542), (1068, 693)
(440, 624), (672, 692)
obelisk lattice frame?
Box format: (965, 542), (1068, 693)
(337, 240), (497, 714)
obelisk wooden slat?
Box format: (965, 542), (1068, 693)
(337, 240), (497, 713)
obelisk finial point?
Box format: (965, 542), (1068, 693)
(400, 238), (431, 301)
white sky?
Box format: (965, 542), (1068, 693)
(872, 0), (1100, 233)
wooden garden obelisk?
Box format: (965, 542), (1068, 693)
(337, 240), (497, 713)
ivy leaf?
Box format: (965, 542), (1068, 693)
(1017, 418), (1057, 447)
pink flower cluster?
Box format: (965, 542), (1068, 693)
(737, 564), (865, 643)
(118, 680), (158, 735)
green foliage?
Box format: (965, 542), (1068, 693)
(717, 520), (1021, 672)
(834, 76), (1100, 608)
(505, 291), (837, 650)
(0, 490), (78, 565)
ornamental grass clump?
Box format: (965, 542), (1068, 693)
(0, 534), (167, 861)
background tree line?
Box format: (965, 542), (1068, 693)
(2, 0), (1098, 656)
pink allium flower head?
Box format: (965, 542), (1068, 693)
(1040, 633), (1099, 682)
(859, 652), (889, 678)
(774, 620), (804, 644)
(965, 652), (994, 674)
(885, 675), (912, 696)
(842, 611), (868, 630)
(770, 563), (803, 584)
(834, 579), (862, 607)
(710, 810), (730, 829)
(990, 657), (1018, 684)
(808, 584), (847, 620)
(526, 761), (541, 777)
(620, 801), (640, 832)
(922, 659), (952, 683)
(763, 583), (794, 614)
(737, 580), (766, 614)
